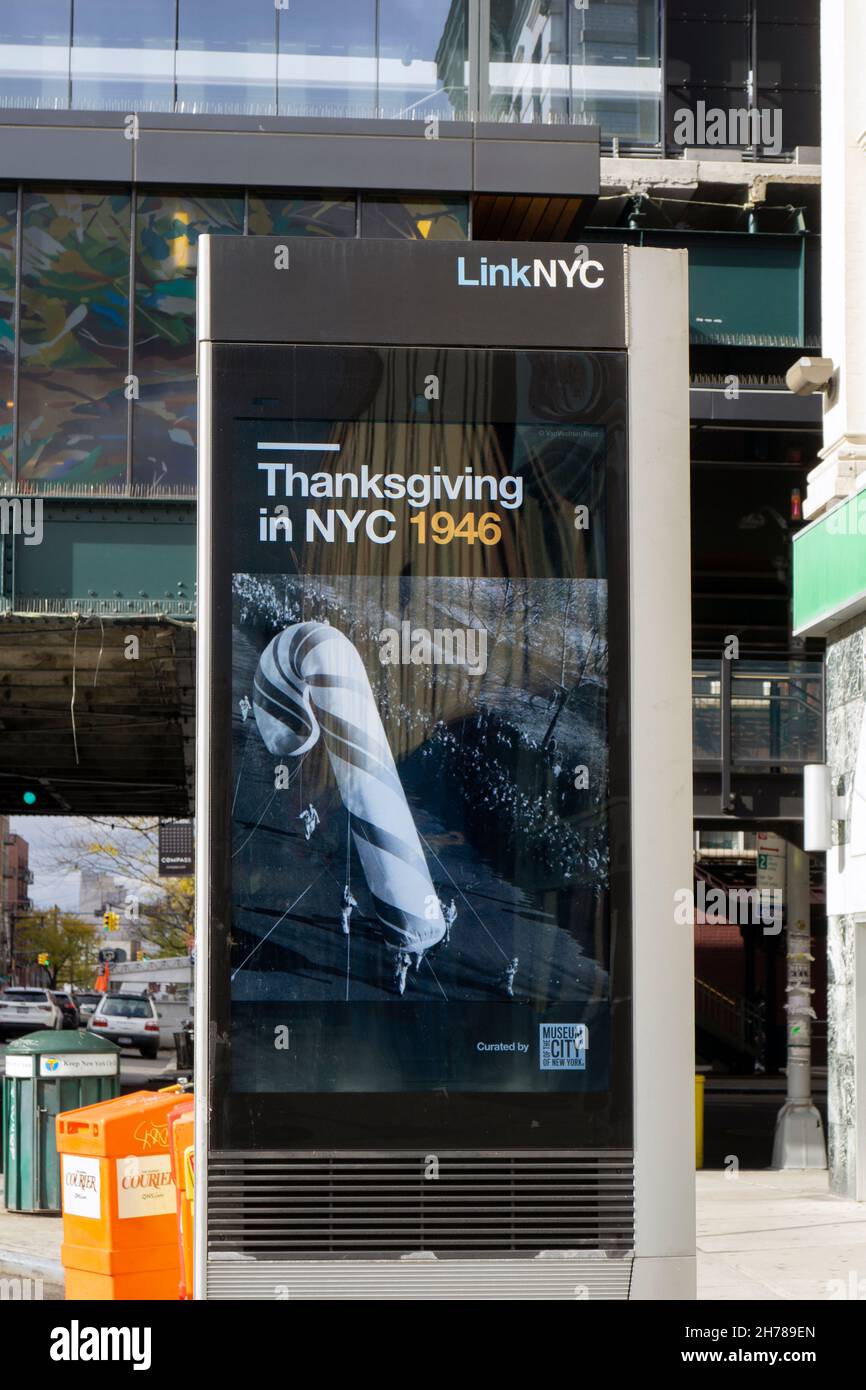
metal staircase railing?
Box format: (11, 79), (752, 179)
(695, 977), (765, 1059)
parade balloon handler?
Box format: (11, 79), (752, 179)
(340, 885), (358, 936)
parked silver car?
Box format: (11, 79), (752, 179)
(87, 992), (161, 1058)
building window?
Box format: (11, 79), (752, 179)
(0, 0), (71, 111)
(572, 0), (661, 143)
(377, 0), (468, 119)
(488, 0), (570, 125)
(361, 195), (469, 239)
(487, 0), (660, 141)
(247, 195), (356, 239)
(18, 189), (131, 486)
(133, 193), (243, 489)
(70, 0), (176, 113)
(0, 191), (16, 479)
(176, 0), (277, 117)
(277, 2), (377, 119)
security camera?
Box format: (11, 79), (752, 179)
(786, 356), (835, 396)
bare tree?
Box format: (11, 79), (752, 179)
(42, 817), (192, 958)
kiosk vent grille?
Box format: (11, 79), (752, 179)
(207, 1150), (634, 1256)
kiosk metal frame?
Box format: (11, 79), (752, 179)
(195, 237), (694, 1299)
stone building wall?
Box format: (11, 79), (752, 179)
(825, 618), (865, 1196)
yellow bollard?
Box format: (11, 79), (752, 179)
(695, 1074), (705, 1169)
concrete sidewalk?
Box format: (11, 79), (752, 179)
(1, 1170), (864, 1300)
(0, 1179), (64, 1289)
(698, 1169), (866, 1300)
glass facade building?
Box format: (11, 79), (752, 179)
(0, 2), (821, 151)
(0, 2), (822, 494)
(0, 0), (659, 136)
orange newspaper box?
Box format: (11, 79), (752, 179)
(168, 1101), (194, 1300)
(55, 1088), (186, 1300)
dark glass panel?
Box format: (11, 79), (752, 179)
(757, 88), (820, 153)
(667, 1), (750, 17)
(666, 86), (751, 149)
(756, 0), (817, 23)
(666, 16), (751, 88)
(757, 19), (820, 92)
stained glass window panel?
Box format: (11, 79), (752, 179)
(0, 191), (16, 478)
(247, 195), (356, 239)
(133, 193), (243, 490)
(18, 189), (130, 486)
(361, 196), (468, 240)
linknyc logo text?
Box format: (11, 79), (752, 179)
(456, 254), (605, 290)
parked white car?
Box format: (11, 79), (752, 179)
(0, 987), (63, 1038)
(87, 993), (162, 1058)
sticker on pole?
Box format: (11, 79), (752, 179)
(116, 1155), (176, 1218)
(539, 1023), (587, 1071)
(62, 1155), (102, 1220)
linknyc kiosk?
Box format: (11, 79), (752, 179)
(195, 235), (694, 1300)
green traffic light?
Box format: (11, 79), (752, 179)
(22, 790), (37, 806)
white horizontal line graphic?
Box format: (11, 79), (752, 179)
(256, 443), (341, 452)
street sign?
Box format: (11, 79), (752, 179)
(756, 830), (787, 894)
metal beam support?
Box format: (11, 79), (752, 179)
(720, 654), (733, 813)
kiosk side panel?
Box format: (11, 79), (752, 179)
(626, 246), (695, 1300)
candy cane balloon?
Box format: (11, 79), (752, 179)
(252, 621), (446, 956)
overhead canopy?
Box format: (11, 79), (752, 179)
(0, 615), (194, 816)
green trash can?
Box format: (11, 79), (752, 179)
(2, 1029), (120, 1213)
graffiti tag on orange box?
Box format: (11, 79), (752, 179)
(133, 1119), (169, 1152)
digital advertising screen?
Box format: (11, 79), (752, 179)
(206, 344), (631, 1147)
